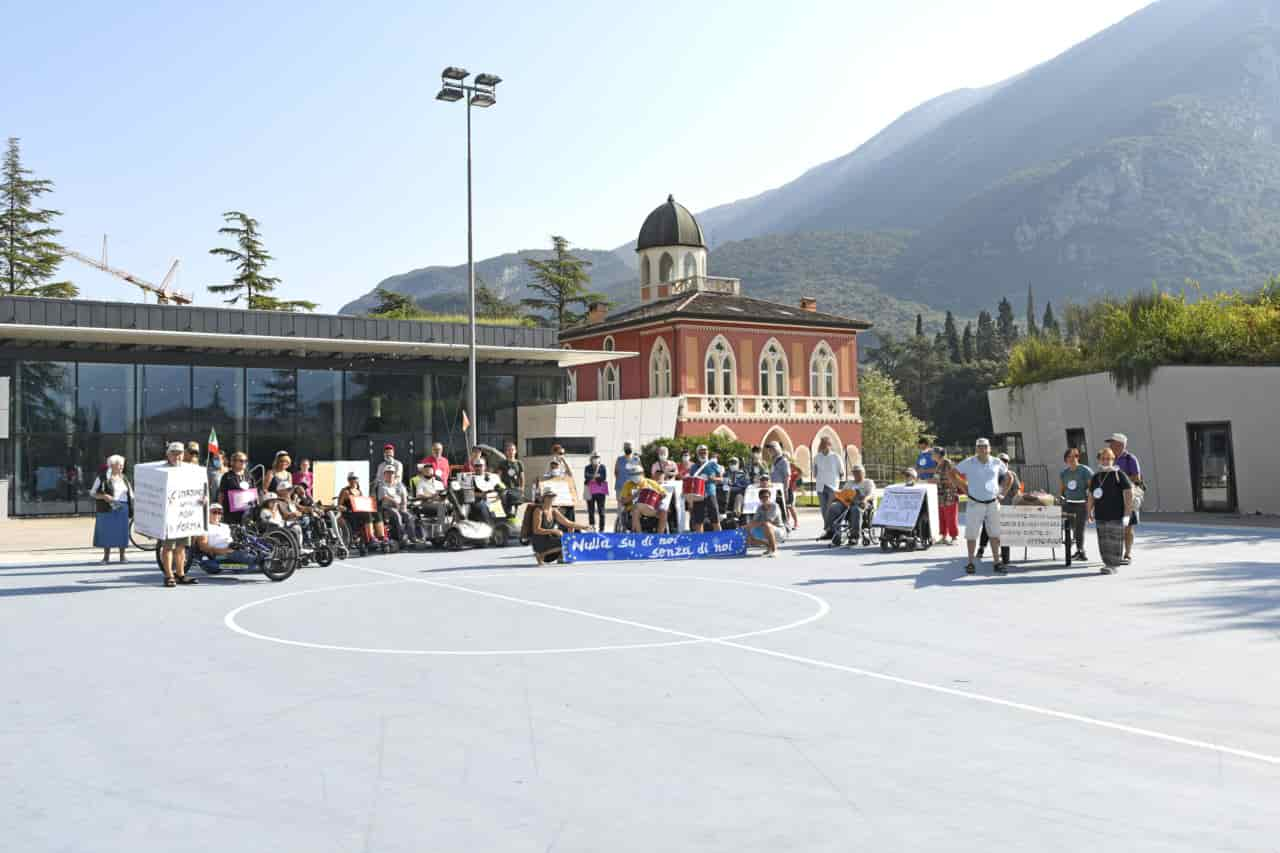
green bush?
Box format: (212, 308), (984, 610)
(639, 435), (753, 476)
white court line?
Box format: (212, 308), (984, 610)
(223, 571), (830, 656)
(348, 563), (1280, 767)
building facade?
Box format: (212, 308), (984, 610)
(558, 195), (870, 473)
(987, 366), (1276, 515)
(0, 296), (614, 517)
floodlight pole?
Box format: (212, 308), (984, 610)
(466, 94), (477, 452)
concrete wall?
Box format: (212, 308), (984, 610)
(988, 366), (1280, 514)
(516, 398), (682, 499)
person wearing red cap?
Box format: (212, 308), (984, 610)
(375, 443), (403, 484)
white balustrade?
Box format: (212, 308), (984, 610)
(679, 394), (860, 423)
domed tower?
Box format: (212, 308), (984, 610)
(636, 195), (708, 302)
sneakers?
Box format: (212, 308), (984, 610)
(965, 562), (975, 575)
(1101, 566), (1115, 575)
(993, 563), (1008, 576)
(1074, 551), (1088, 561)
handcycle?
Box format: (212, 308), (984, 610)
(158, 522), (300, 582)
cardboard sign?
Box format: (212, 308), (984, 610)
(562, 530), (746, 563)
(872, 484), (939, 532)
(134, 461), (208, 540)
(347, 495), (376, 513)
(226, 488), (258, 513)
(999, 505), (1064, 548)
(313, 461), (370, 504)
(538, 476), (575, 507)
(741, 484), (786, 516)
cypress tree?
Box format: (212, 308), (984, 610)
(961, 322), (975, 362)
(1042, 301), (1061, 339)
(943, 310), (961, 363)
(914, 313), (924, 338)
(1, 138), (77, 298)
(996, 298), (1018, 349)
(976, 310), (999, 360)
(1025, 283), (1038, 337)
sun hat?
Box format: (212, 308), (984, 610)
(1107, 433), (1128, 444)
(347, 472), (359, 480)
(166, 441), (184, 453)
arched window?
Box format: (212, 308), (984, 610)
(600, 363), (620, 401)
(759, 338), (789, 398)
(640, 255), (651, 286)
(566, 369), (577, 402)
(603, 336), (615, 352)
(682, 252), (696, 280)
(809, 341), (837, 398)
(703, 336), (736, 396)
(659, 252), (674, 282)
(649, 338), (672, 398)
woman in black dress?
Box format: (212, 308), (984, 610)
(217, 451), (257, 525)
(530, 488), (588, 565)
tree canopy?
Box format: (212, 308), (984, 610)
(1, 138), (77, 298)
(207, 211), (315, 311)
(521, 235), (606, 330)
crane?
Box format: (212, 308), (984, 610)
(61, 235), (193, 305)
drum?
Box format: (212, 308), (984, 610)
(683, 477), (707, 502)
(635, 488), (664, 516)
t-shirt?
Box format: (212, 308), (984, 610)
(915, 450), (938, 480)
(499, 459), (524, 490)
(1116, 451), (1141, 481)
(412, 475), (443, 498)
(651, 459), (678, 480)
(753, 502), (784, 528)
(375, 458), (404, 483)
(955, 455), (1007, 502)
(423, 455), (451, 483)
(205, 523), (233, 551)
(770, 457), (791, 487)
(1059, 465), (1094, 502)
(620, 477), (663, 506)
(1088, 469), (1133, 522)
(376, 480), (407, 508)
(812, 451), (845, 492)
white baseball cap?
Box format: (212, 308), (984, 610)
(1107, 433), (1128, 444)
(975, 438), (990, 447)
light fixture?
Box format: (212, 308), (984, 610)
(435, 86), (464, 102)
(474, 73), (502, 87)
(441, 66), (470, 81)
(469, 92), (495, 108)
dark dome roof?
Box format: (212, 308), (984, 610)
(636, 195), (705, 251)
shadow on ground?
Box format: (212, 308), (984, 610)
(1145, 561), (1280, 634)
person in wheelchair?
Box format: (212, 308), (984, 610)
(289, 484), (322, 546)
(878, 467), (934, 550)
(339, 472), (390, 551)
(449, 458), (502, 526)
(618, 465), (669, 533)
(377, 466), (423, 546)
(193, 504), (259, 572)
(821, 464), (876, 543)
(259, 484), (307, 551)
(724, 457), (751, 516)
(409, 459), (449, 527)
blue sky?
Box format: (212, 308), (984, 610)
(6, 0), (1150, 312)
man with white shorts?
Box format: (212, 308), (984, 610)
(950, 438), (1010, 575)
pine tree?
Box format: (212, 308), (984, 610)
(976, 310), (1000, 360)
(943, 311), (961, 363)
(996, 298), (1018, 350)
(208, 211), (315, 311)
(1042, 301), (1061, 339)
(1025, 283), (1038, 337)
(1, 138), (77, 298)
(521, 235), (605, 330)
(476, 277), (523, 320)
(914, 313), (924, 337)
(961, 322), (975, 362)
(368, 287), (422, 318)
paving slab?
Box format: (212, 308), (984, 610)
(2, 518), (1277, 852)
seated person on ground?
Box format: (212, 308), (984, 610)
(194, 504), (258, 571)
(377, 467), (421, 544)
(821, 465), (876, 539)
(529, 487), (590, 565)
(745, 488), (785, 557)
(619, 465), (669, 534)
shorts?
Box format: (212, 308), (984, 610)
(965, 500), (1000, 541)
(1128, 510), (1140, 528)
(160, 536), (190, 547)
(692, 492), (720, 527)
(785, 486), (796, 507)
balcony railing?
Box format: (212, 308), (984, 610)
(679, 394), (860, 422)
(667, 275), (741, 296)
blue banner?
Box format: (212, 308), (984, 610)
(562, 530), (747, 563)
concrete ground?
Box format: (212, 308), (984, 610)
(2, 516), (1277, 852)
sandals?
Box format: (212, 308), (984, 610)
(163, 577), (177, 587)
(175, 575), (199, 585)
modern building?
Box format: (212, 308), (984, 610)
(987, 366), (1277, 515)
(0, 295), (619, 517)
(557, 195), (871, 475)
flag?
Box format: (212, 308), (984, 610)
(461, 410), (471, 433)
(207, 428), (220, 458)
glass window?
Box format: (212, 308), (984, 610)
(759, 340), (787, 398)
(526, 437), (594, 456)
(193, 366), (243, 439)
(476, 375), (516, 449)
(298, 369), (343, 437)
(140, 364), (192, 434)
(17, 361), (75, 433)
(345, 371), (420, 434)
(247, 368), (297, 434)
(77, 433), (137, 498)
(429, 374), (467, 459)
(13, 434), (80, 515)
(76, 363), (134, 434)
(517, 375), (565, 406)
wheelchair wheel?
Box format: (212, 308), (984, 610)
(444, 529), (463, 551)
(130, 520), (159, 552)
(336, 516), (353, 549)
(314, 544), (334, 567)
(334, 543), (350, 561)
(260, 529), (298, 582)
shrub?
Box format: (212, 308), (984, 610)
(639, 434), (753, 475)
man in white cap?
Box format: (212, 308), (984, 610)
(1106, 433), (1142, 564)
(949, 437), (1011, 575)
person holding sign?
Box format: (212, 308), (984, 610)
(745, 488), (785, 557)
(583, 453), (609, 532)
(217, 451), (257, 525)
(951, 438), (1010, 575)
(1059, 447), (1092, 562)
(158, 442), (200, 587)
(340, 472), (388, 550)
(1087, 446), (1134, 573)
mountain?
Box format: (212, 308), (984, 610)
(338, 247), (636, 316)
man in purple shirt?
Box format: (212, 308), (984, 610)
(1106, 433), (1142, 564)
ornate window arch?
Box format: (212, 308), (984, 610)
(649, 337), (672, 398)
(603, 335), (615, 352)
(758, 338), (789, 398)
(682, 252), (696, 280)
(809, 341), (837, 398)
(703, 335), (737, 397)
(659, 252), (674, 282)
(640, 255), (651, 286)
(599, 363), (620, 401)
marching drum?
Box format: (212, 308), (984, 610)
(682, 477), (707, 502)
(635, 487), (665, 516)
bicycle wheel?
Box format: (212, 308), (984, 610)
(260, 529), (298, 582)
(130, 520), (159, 552)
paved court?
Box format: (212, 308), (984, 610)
(3, 520), (1278, 852)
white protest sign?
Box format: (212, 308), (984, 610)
(871, 483), (938, 536)
(999, 505), (1063, 548)
(313, 460), (369, 503)
(741, 484), (785, 516)
(134, 461), (208, 540)
(540, 476), (575, 507)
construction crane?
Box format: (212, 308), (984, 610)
(61, 235), (193, 305)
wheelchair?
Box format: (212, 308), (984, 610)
(829, 500), (878, 548)
(160, 523), (300, 582)
(878, 505), (933, 552)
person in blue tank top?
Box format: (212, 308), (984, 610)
(915, 437), (938, 481)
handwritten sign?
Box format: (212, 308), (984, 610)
(999, 505), (1063, 548)
(226, 488), (258, 513)
(741, 484), (786, 516)
(537, 476), (575, 507)
(134, 461), (207, 540)
(562, 530), (747, 563)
